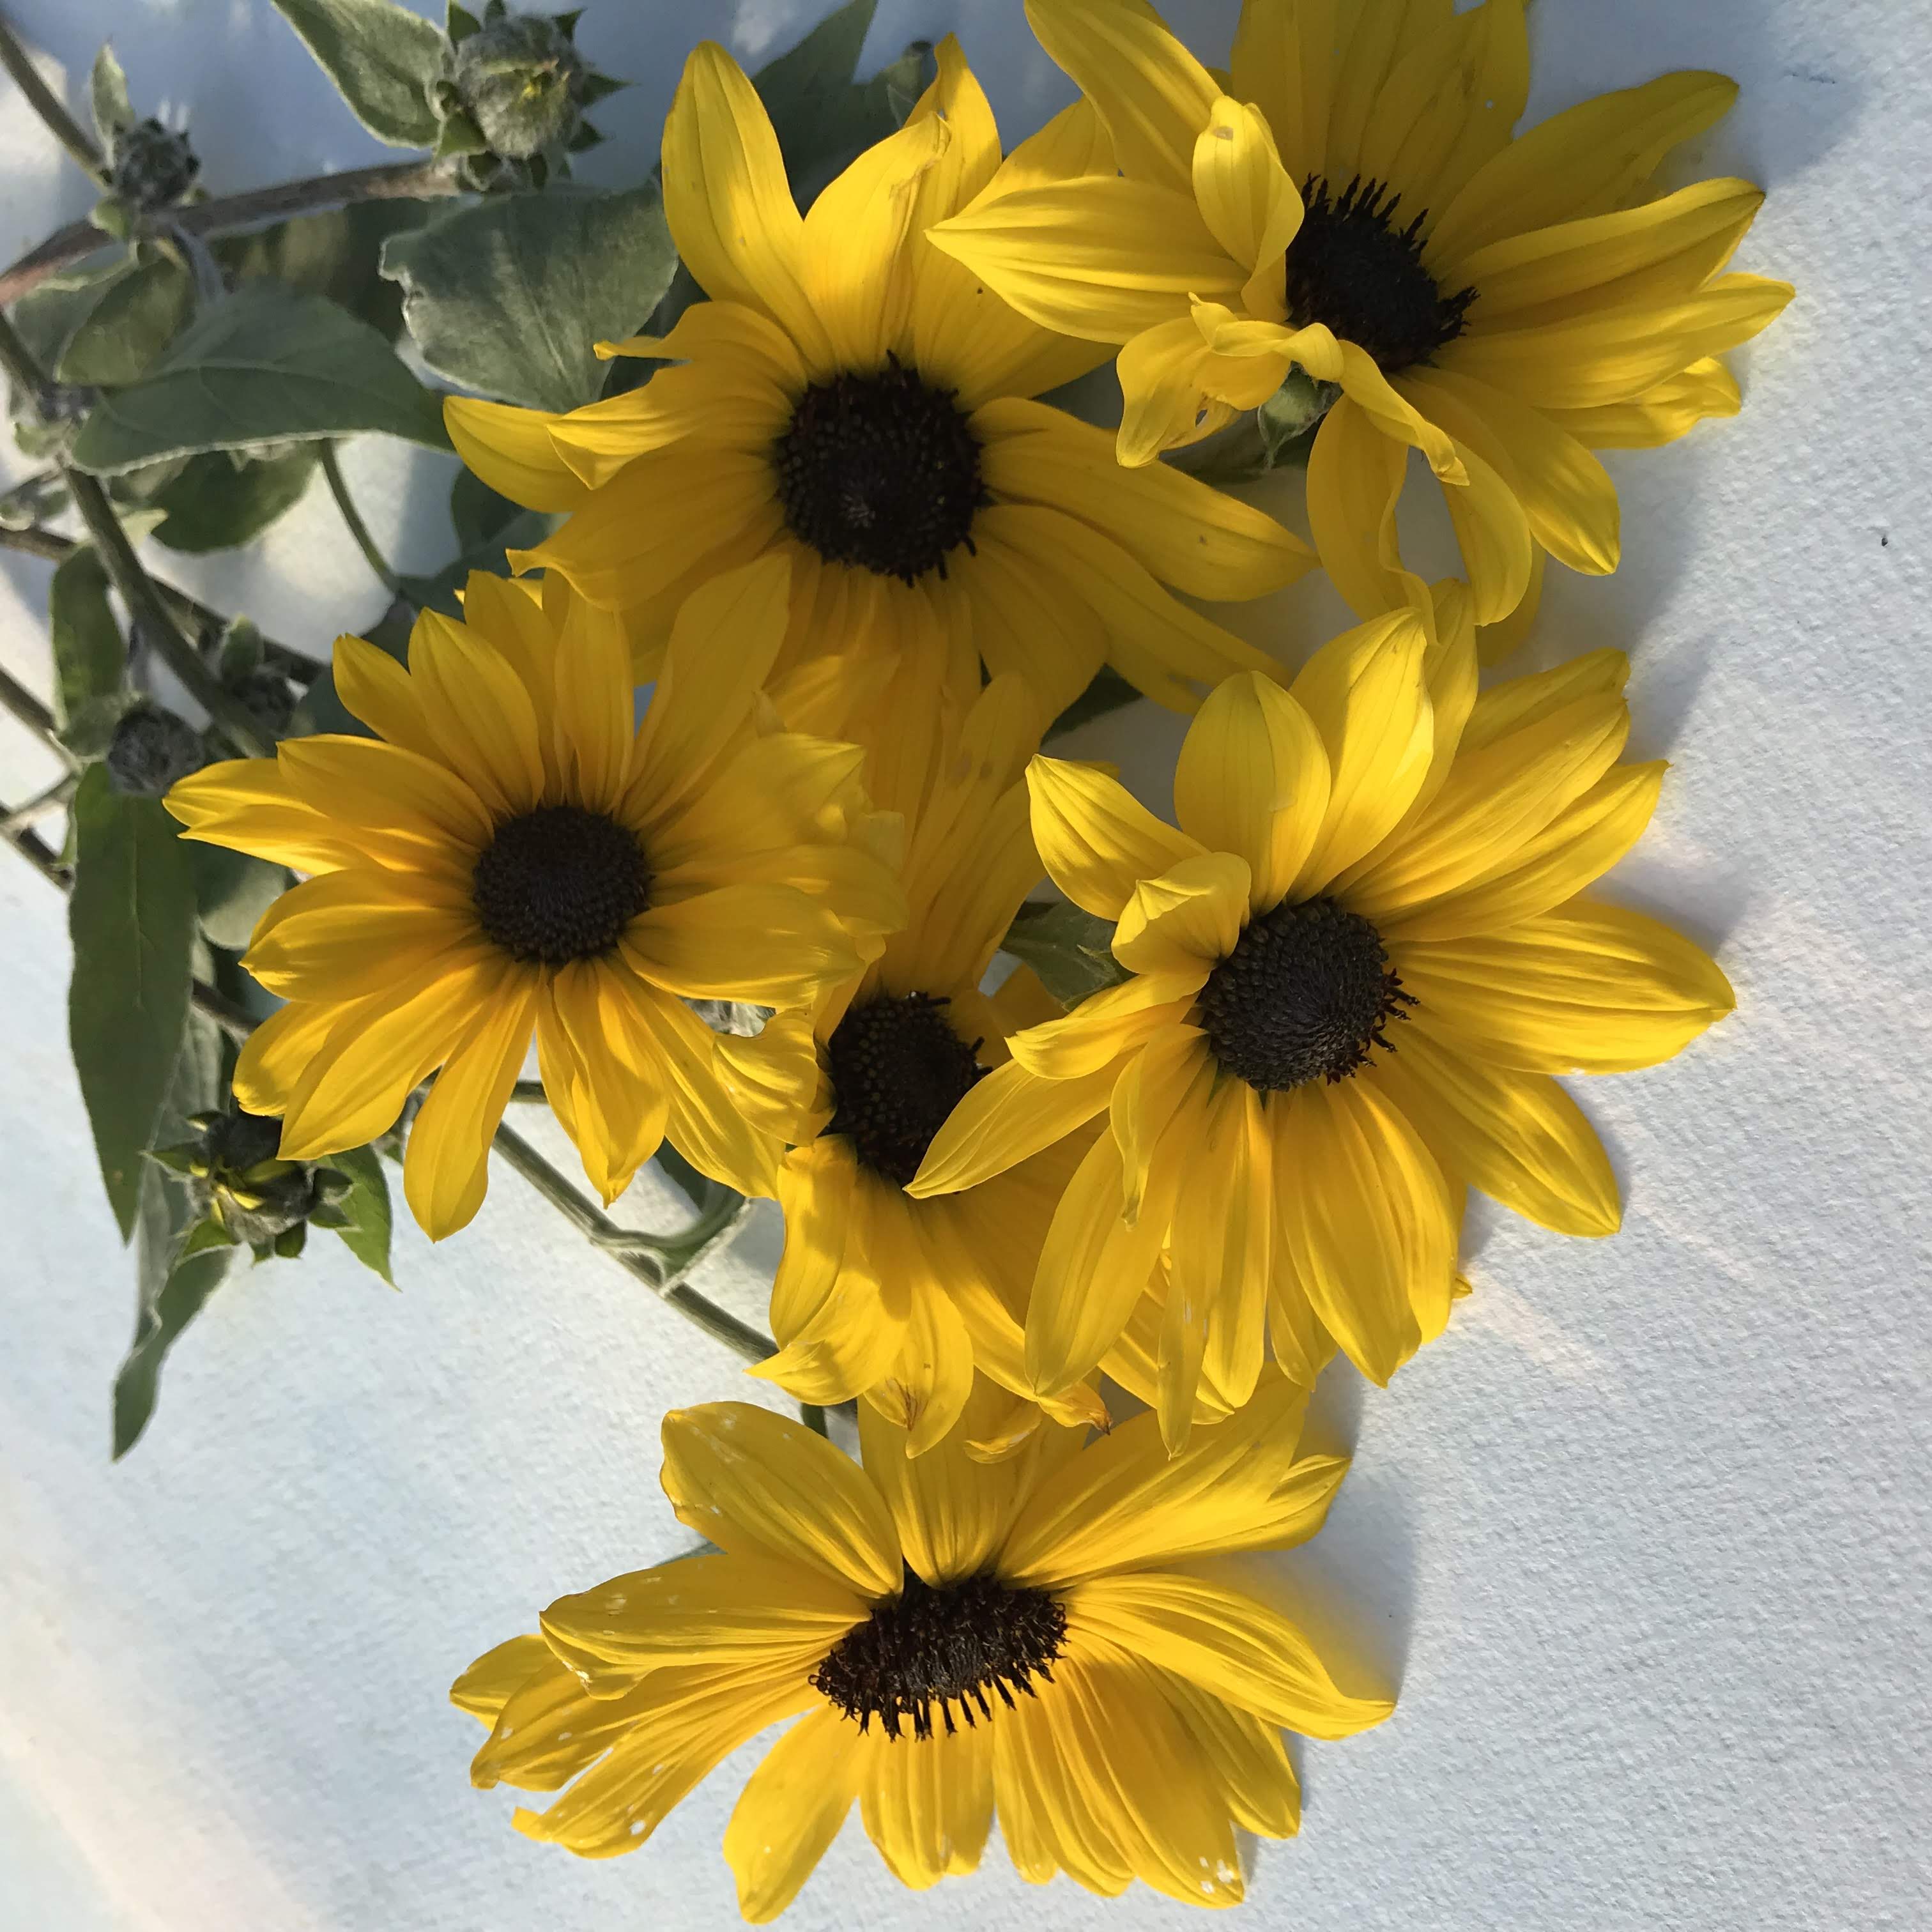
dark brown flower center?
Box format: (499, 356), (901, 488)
(471, 804), (651, 965)
(772, 356), (988, 585)
(1284, 174), (1475, 374)
(825, 993), (985, 1188)
(1197, 896), (1414, 1091)
(812, 1565), (1066, 1740)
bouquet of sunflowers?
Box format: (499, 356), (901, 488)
(0, 0), (1787, 1917)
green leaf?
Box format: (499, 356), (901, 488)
(450, 464), (521, 553)
(68, 765), (198, 1238)
(56, 254), (194, 386)
(190, 842), (287, 949)
(381, 184), (679, 412)
(68, 284), (452, 475)
(149, 444), (322, 553)
(217, 616), (264, 682)
(269, 0), (445, 147)
(181, 1217), (239, 1257)
(397, 503), (552, 615)
(998, 900), (1128, 1008)
(48, 544), (125, 735)
(8, 259), (134, 381)
(326, 1142), (395, 1284)
(113, 1238), (232, 1457)
(215, 199), (442, 341)
(753, 1), (930, 201)
(89, 45), (135, 146)
(1047, 666), (1140, 742)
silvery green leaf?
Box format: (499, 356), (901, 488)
(381, 183), (678, 412)
(270, 0), (445, 147)
(149, 445), (323, 553)
(89, 44), (135, 145)
(999, 901), (1128, 1008)
(48, 543), (126, 735)
(68, 284), (452, 473)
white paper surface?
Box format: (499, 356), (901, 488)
(1, 3), (1926, 1928)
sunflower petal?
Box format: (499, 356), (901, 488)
(726, 1705), (862, 1922)
(660, 1402), (901, 1597)
(1025, 755), (1204, 918)
(1068, 1572), (1394, 1738)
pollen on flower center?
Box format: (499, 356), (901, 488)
(1197, 896), (1415, 1091)
(812, 1565), (1066, 1740)
(1284, 176), (1476, 374)
(772, 356), (990, 585)
(825, 993), (985, 1188)
(471, 804), (652, 965)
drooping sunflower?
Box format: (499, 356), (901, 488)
(730, 654), (1103, 1456)
(453, 1379), (1387, 1916)
(908, 604), (1736, 1438)
(445, 34), (1313, 718)
(165, 556), (902, 1239)
(930, 0), (1794, 649)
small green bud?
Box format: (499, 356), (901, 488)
(106, 703), (205, 795)
(167, 1108), (341, 1257)
(226, 667), (296, 744)
(109, 118), (200, 213)
(448, 13), (585, 159)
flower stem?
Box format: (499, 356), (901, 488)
(0, 157), (460, 308)
(488, 1122), (772, 1364)
(0, 17), (110, 188)
(0, 657), (60, 748)
(0, 523), (321, 675)
(0, 308), (274, 758)
(320, 442), (403, 595)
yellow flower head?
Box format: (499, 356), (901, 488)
(737, 655), (1104, 1456)
(931, 0), (1794, 648)
(165, 556), (903, 1239)
(453, 1380), (1387, 1916)
(445, 34), (1314, 717)
(908, 595), (1735, 1440)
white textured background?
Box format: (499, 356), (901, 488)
(3, 1), (1928, 1927)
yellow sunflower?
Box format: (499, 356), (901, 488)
(453, 1379), (1387, 1915)
(930, 0), (1794, 648)
(729, 654), (1104, 1455)
(445, 34), (1313, 718)
(907, 601), (1735, 1438)
(165, 556), (902, 1239)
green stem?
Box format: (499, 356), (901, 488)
(0, 816), (772, 1360)
(0, 157), (459, 308)
(0, 15), (109, 187)
(799, 1404), (829, 1438)
(0, 523), (320, 675)
(0, 309), (273, 758)
(320, 441), (402, 595)
(0, 657), (60, 747)
(489, 1122), (770, 1363)
(0, 768), (76, 831)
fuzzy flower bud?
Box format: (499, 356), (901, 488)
(152, 1109), (353, 1260)
(109, 118), (200, 212)
(106, 704), (205, 797)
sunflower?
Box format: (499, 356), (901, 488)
(452, 1379), (1388, 1915)
(907, 601), (1735, 1439)
(728, 654), (1104, 1455)
(930, 0), (1793, 649)
(444, 34), (1313, 719)
(165, 556), (903, 1239)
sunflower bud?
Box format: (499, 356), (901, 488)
(106, 703), (205, 797)
(431, 3), (624, 192)
(109, 118), (200, 213)
(150, 1109), (353, 1261)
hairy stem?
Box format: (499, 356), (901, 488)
(0, 158), (459, 307)
(320, 442), (402, 595)
(0, 15), (109, 188)
(0, 523), (321, 675)
(0, 308), (274, 756)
